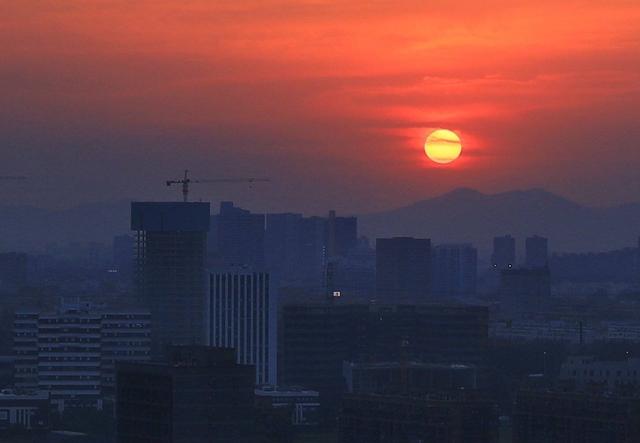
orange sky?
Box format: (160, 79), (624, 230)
(1, 1), (640, 212)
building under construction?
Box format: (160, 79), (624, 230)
(131, 202), (210, 356)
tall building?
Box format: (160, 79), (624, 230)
(116, 346), (256, 443)
(431, 244), (477, 297)
(207, 269), (277, 385)
(491, 235), (516, 270)
(327, 210), (358, 258)
(209, 201), (265, 269)
(265, 211), (358, 288)
(131, 202), (210, 354)
(14, 301), (150, 412)
(525, 235), (549, 269)
(376, 237), (431, 302)
(281, 304), (369, 404)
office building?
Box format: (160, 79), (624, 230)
(491, 235), (516, 270)
(131, 202), (209, 354)
(376, 237), (431, 302)
(209, 202), (265, 269)
(281, 304), (368, 402)
(265, 211), (358, 288)
(327, 210), (358, 258)
(525, 235), (549, 269)
(116, 346), (256, 443)
(13, 301), (150, 412)
(431, 243), (477, 297)
(207, 269), (277, 385)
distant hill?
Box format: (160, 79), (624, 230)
(0, 200), (131, 252)
(359, 188), (640, 255)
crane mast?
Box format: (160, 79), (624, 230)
(166, 170), (270, 202)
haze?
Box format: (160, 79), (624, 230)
(1, 1), (640, 213)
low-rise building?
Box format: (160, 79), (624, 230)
(255, 385), (320, 426)
(0, 389), (49, 431)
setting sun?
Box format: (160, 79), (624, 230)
(424, 129), (462, 164)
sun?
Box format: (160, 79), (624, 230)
(424, 129), (462, 164)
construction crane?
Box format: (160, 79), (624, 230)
(166, 169), (270, 202)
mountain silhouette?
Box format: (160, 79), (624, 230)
(359, 188), (640, 256)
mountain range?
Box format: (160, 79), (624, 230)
(359, 188), (640, 256)
(0, 188), (638, 256)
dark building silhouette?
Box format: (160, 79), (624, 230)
(281, 304), (368, 403)
(500, 268), (551, 297)
(265, 211), (358, 288)
(339, 391), (498, 443)
(364, 304), (489, 365)
(281, 303), (488, 414)
(550, 247), (638, 284)
(525, 235), (548, 269)
(0, 252), (27, 293)
(116, 346), (256, 443)
(431, 244), (477, 298)
(491, 235), (516, 270)
(265, 213), (304, 284)
(343, 361), (478, 395)
(327, 210), (358, 258)
(209, 201), (265, 269)
(376, 237), (431, 302)
(514, 390), (640, 443)
(131, 202), (210, 355)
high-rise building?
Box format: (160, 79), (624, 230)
(207, 269), (277, 385)
(281, 304), (369, 403)
(265, 211), (358, 288)
(13, 301), (150, 412)
(525, 235), (549, 269)
(209, 202), (265, 269)
(116, 346), (256, 443)
(327, 210), (358, 258)
(131, 202), (210, 354)
(376, 237), (431, 302)
(431, 244), (477, 297)
(491, 235), (516, 270)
